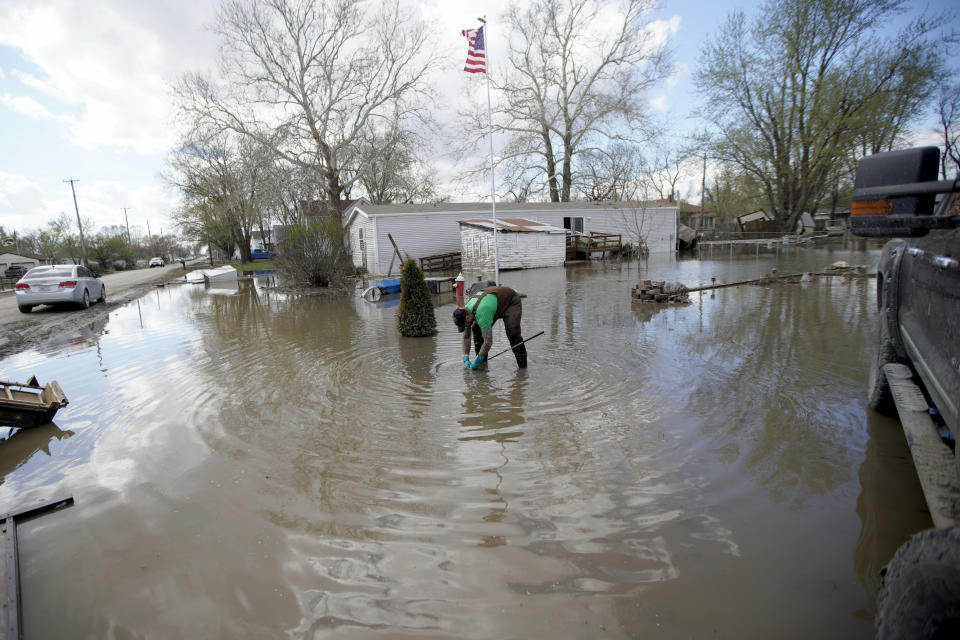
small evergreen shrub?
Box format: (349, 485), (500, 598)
(397, 258), (436, 337)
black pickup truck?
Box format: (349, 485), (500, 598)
(852, 146), (960, 638)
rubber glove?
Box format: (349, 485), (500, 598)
(469, 355), (485, 370)
(462, 355), (471, 368)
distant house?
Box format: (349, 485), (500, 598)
(265, 199), (358, 249)
(796, 212), (816, 234)
(736, 211), (779, 234)
(459, 218), (567, 272)
(674, 199), (716, 230)
(812, 208), (851, 231)
(0, 251), (42, 272)
(342, 200), (678, 275)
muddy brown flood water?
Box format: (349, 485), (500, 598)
(0, 243), (933, 638)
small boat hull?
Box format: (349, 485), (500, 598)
(377, 277), (402, 294)
(0, 379), (69, 429)
(203, 266), (239, 285)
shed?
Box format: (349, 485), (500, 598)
(342, 200), (677, 275)
(459, 218), (567, 271)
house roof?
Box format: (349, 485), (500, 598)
(351, 200), (677, 218)
(737, 211), (773, 224)
(301, 199), (360, 218)
(458, 218), (568, 233)
(0, 250), (43, 261)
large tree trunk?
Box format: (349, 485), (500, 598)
(543, 129), (560, 203)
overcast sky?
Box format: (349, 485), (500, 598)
(0, 0), (953, 239)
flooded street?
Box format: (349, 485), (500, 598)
(0, 243), (932, 638)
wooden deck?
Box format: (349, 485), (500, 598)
(419, 252), (461, 273)
(566, 232), (622, 258)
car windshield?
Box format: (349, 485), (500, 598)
(27, 267), (74, 278)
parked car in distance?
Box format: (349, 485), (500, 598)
(149, 257), (164, 267)
(251, 249), (276, 260)
(4, 264), (29, 279)
(14, 264), (106, 313)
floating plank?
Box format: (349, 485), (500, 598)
(0, 497), (74, 640)
(884, 363), (960, 530)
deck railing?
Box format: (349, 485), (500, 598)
(419, 252), (462, 273)
(566, 232), (622, 256)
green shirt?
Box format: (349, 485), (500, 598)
(465, 292), (498, 333)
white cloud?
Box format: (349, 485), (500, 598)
(667, 61), (688, 89)
(0, 171), (178, 236)
(643, 14), (682, 53)
(0, 92), (74, 122)
(0, 1), (219, 156)
(10, 69), (48, 93)
(0, 171), (48, 231)
(650, 95), (669, 112)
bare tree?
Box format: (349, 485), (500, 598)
(643, 147), (687, 202)
(356, 115), (439, 204)
(167, 131), (274, 263)
(578, 143), (642, 202)
(937, 82), (960, 179)
(697, 0), (946, 232)
(461, 0), (670, 202)
(174, 0), (439, 211)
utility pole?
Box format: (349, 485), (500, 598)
(700, 155), (707, 228)
(64, 178), (88, 267)
(122, 208), (131, 243)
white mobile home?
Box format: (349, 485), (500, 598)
(459, 218), (567, 272)
(343, 200), (677, 275)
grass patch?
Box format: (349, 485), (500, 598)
(228, 259), (278, 271)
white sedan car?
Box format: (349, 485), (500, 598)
(14, 264), (106, 314)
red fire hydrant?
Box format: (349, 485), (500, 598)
(455, 272), (465, 307)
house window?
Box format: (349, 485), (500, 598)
(358, 228), (367, 270)
(563, 216), (584, 233)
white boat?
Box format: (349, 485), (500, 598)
(824, 222), (846, 236)
(202, 266), (238, 285)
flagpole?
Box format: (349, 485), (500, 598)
(481, 19), (499, 285)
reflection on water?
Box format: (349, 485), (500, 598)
(854, 410), (932, 619)
(0, 245), (924, 638)
(0, 423), (74, 486)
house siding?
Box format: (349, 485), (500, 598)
(505, 206), (676, 253)
(0, 253), (40, 270)
(369, 212), (466, 274)
(343, 203), (677, 274)
(460, 226), (565, 271)
(349, 214), (377, 273)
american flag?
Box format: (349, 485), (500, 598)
(461, 25), (486, 74)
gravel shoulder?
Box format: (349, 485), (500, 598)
(0, 264), (189, 361)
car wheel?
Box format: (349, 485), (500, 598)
(18, 305), (32, 314)
(876, 527), (960, 640)
(98, 285), (106, 303)
(80, 289), (90, 309)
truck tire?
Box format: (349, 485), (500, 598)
(875, 527), (960, 640)
(868, 315), (902, 415)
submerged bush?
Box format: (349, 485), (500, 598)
(397, 258), (436, 337)
(275, 220), (352, 287)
